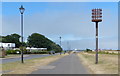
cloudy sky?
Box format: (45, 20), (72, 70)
(1, 2), (118, 50)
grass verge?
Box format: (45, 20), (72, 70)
(77, 52), (118, 74)
(1, 54), (21, 59)
(2, 54), (68, 74)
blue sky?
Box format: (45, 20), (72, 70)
(2, 2), (118, 50)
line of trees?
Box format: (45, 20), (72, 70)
(1, 34), (21, 48)
(0, 33), (62, 52)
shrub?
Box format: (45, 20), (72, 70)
(86, 49), (92, 52)
(30, 50), (48, 54)
(105, 51), (109, 54)
(98, 51), (106, 54)
(6, 50), (49, 54)
(6, 50), (21, 54)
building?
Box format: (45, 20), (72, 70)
(0, 43), (15, 50)
(26, 47), (47, 52)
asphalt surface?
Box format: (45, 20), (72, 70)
(31, 54), (89, 74)
(1, 54), (57, 64)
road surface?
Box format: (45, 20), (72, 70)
(31, 54), (89, 74)
(1, 54), (57, 64)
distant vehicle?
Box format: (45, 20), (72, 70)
(49, 51), (55, 55)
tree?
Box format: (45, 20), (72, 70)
(27, 33), (62, 52)
(0, 36), (5, 42)
(2, 33), (21, 48)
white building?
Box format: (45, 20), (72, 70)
(0, 43), (15, 50)
(26, 47), (47, 51)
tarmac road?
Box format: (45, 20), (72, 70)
(1, 54), (57, 64)
(31, 54), (89, 74)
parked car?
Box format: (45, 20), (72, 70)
(49, 51), (55, 55)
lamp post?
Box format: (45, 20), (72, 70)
(59, 37), (62, 55)
(67, 41), (69, 51)
(19, 5), (25, 63)
(92, 9), (102, 64)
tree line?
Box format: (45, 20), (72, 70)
(0, 33), (62, 52)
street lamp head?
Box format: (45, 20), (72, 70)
(92, 8), (102, 22)
(19, 5), (25, 14)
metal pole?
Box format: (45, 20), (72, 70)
(67, 41), (69, 51)
(21, 13), (24, 63)
(95, 22), (98, 64)
(60, 37), (61, 47)
(60, 37), (61, 55)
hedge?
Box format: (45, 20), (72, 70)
(6, 50), (49, 54)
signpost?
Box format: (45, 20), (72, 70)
(92, 9), (102, 64)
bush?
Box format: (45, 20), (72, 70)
(105, 51), (109, 54)
(99, 51), (105, 54)
(6, 50), (21, 54)
(30, 50), (48, 54)
(6, 50), (50, 54)
(86, 49), (92, 52)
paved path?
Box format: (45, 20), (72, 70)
(31, 54), (89, 74)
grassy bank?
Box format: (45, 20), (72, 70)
(2, 54), (68, 74)
(77, 52), (118, 74)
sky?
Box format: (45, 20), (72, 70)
(1, 0), (119, 2)
(1, 2), (118, 50)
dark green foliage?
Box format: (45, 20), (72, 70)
(86, 48), (92, 52)
(6, 50), (21, 54)
(30, 50), (48, 54)
(22, 42), (27, 47)
(6, 50), (47, 54)
(2, 33), (21, 48)
(0, 36), (4, 42)
(2, 33), (62, 53)
(27, 33), (62, 52)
